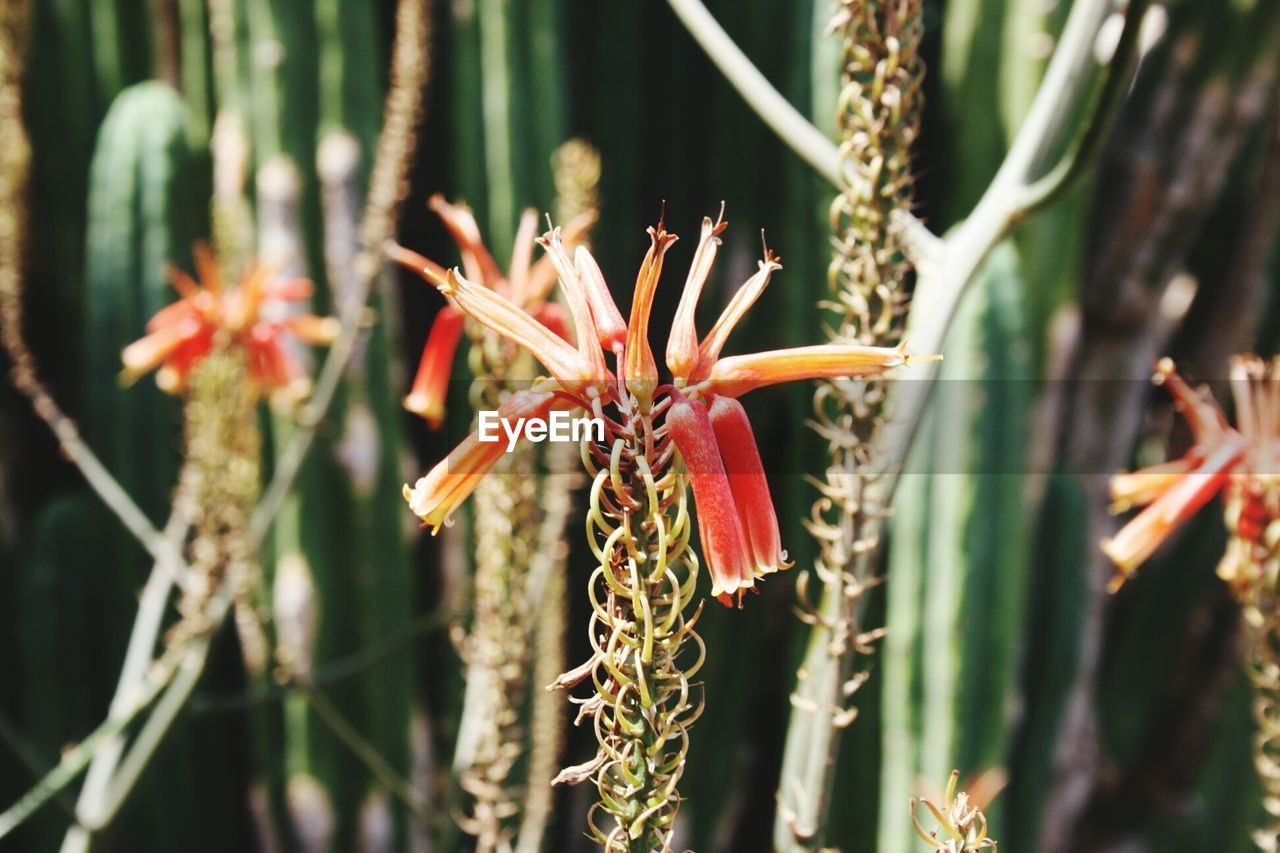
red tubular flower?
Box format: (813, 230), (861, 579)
(120, 242), (338, 398)
(404, 387), (557, 532)
(404, 305), (465, 428)
(667, 389), (752, 606)
(1102, 436), (1246, 589)
(709, 395), (788, 578)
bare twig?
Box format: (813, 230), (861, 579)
(69, 507), (191, 835)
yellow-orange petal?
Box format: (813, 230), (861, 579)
(385, 241), (450, 288)
(1101, 436), (1245, 589)
(702, 343), (920, 398)
(694, 247), (781, 379)
(428, 194), (505, 289)
(119, 316), (205, 385)
(440, 268), (597, 388)
(525, 209), (599, 307)
(625, 224), (678, 409)
(285, 314), (342, 346)
(1108, 455), (1199, 513)
(193, 241), (222, 297)
(666, 212), (726, 381)
(165, 263), (201, 300)
(507, 208), (540, 307)
(403, 388), (556, 532)
(575, 246), (627, 354)
(536, 227), (609, 383)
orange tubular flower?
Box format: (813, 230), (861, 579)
(395, 206), (934, 605)
(667, 390), (752, 605)
(700, 343), (917, 398)
(666, 212), (726, 380)
(1102, 359), (1256, 591)
(403, 388), (557, 533)
(574, 246), (627, 355)
(709, 395), (789, 578)
(120, 243), (338, 398)
(624, 224), (678, 410)
(388, 198), (598, 427)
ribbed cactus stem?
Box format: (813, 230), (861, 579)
(778, 0), (924, 848)
(553, 412), (703, 852)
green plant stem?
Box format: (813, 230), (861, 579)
(69, 507), (191, 833)
(0, 586), (231, 841)
(665, 0), (1146, 281)
(298, 685), (433, 828)
(883, 0), (1146, 500)
(664, 0), (845, 188)
(188, 607), (454, 714)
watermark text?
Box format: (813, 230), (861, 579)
(478, 410), (605, 452)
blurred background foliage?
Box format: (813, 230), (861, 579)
(2, 0), (1280, 851)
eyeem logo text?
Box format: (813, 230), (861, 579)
(477, 410), (605, 452)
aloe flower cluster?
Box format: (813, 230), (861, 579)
(119, 250), (335, 670)
(397, 194), (593, 428)
(120, 243), (338, 401)
(1104, 356), (1280, 848)
(392, 208), (927, 846)
(393, 210), (921, 604)
(394, 194), (594, 849)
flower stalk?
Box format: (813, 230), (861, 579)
(776, 0), (924, 847)
(395, 200), (931, 847)
(398, 165), (598, 848)
(558, 410), (705, 850)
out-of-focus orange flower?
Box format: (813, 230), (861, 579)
(1102, 357), (1270, 592)
(120, 243), (338, 399)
